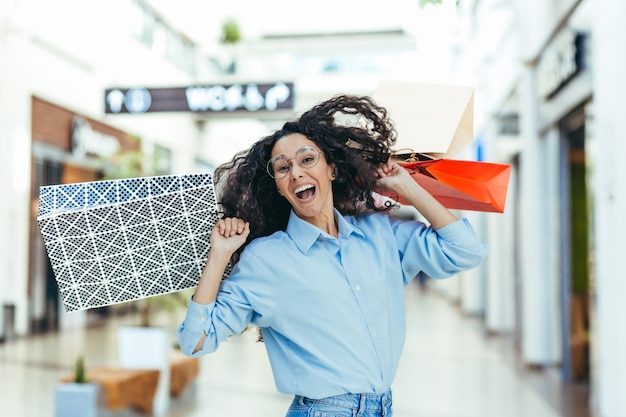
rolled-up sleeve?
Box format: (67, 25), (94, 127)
(177, 249), (275, 357)
(393, 217), (488, 281)
(177, 298), (216, 356)
(435, 218), (489, 265)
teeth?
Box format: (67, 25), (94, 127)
(294, 184), (314, 194)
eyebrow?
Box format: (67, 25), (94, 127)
(271, 146), (318, 160)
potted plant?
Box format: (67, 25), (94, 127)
(54, 355), (99, 417)
(217, 18), (241, 73)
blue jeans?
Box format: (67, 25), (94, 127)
(285, 389), (393, 417)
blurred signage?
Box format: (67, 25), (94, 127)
(497, 113), (519, 136)
(105, 82), (294, 114)
(537, 30), (587, 100)
(71, 116), (120, 158)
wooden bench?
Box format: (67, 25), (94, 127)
(62, 367), (160, 414)
(60, 352), (199, 414)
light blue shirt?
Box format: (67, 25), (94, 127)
(178, 209), (487, 399)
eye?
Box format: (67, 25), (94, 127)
(298, 147), (319, 166)
(275, 164), (290, 173)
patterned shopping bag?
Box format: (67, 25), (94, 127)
(37, 173), (222, 312)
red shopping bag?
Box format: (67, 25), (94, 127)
(379, 159), (512, 213)
(372, 80), (512, 212)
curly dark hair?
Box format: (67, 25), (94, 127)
(213, 94), (397, 256)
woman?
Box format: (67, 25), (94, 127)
(178, 95), (487, 416)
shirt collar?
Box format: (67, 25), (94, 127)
(286, 209), (365, 254)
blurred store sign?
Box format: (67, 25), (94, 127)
(105, 82), (294, 114)
(537, 30), (587, 100)
(497, 113), (520, 136)
(71, 116), (121, 158)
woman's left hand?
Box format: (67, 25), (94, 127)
(376, 161), (458, 229)
(375, 161), (414, 193)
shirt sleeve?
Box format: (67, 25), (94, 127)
(177, 249), (275, 357)
(392, 217), (488, 283)
(177, 297), (217, 357)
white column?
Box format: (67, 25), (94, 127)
(0, 16), (32, 337)
(485, 164), (516, 333)
(481, 119), (517, 334)
(592, 0), (626, 415)
(518, 67), (560, 365)
(460, 211), (484, 315)
(0, 0), (8, 339)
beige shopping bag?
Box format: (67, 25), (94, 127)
(372, 80), (474, 159)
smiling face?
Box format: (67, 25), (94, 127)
(271, 133), (336, 231)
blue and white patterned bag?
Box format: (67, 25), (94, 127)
(37, 173), (222, 312)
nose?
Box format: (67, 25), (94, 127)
(289, 162), (304, 179)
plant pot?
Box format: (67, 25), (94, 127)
(55, 382), (99, 417)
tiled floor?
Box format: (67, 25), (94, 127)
(0, 282), (591, 417)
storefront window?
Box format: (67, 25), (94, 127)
(559, 101), (593, 383)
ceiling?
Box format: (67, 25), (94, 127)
(145, 0), (420, 48)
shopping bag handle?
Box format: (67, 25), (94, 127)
(390, 148), (433, 163)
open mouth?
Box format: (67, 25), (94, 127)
(294, 184), (316, 200)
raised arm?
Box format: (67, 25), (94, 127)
(189, 217), (249, 353)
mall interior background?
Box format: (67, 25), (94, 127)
(1, 0), (625, 416)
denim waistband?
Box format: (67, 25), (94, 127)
(296, 389), (392, 413)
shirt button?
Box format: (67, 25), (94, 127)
(355, 285), (361, 292)
(200, 316), (206, 322)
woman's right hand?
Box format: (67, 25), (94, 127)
(209, 217), (250, 256)
(193, 217), (249, 308)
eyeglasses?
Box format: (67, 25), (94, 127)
(266, 146), (322, 179)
